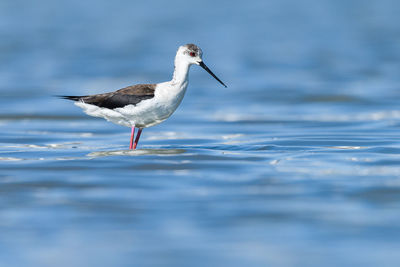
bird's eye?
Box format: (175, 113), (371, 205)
(189, 52), (196, 57)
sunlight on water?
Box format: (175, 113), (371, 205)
(328, 146), (366, 149)
(87, 148), (187, 158)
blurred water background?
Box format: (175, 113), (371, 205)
(1, 0), (400, 266)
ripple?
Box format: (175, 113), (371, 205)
(86, 148), (187, 158)
(214, 110), (400, 123)
(0, 157), (23, 161)
(328, 146), (367, 150)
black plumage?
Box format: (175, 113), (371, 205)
(59, 84), (156, 109)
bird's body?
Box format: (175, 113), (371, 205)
(60, 44), (226, 149)
(72, 81), (187, 128)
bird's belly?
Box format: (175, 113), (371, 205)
(116, 93), (185, 128)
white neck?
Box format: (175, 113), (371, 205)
(171, 56), (191, 85)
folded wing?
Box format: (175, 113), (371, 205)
(59, 84), (156, 109)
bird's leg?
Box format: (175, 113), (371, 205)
(133, 128), (143, 150)
(129, 126), (135, 149)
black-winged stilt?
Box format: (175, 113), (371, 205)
(60, 44), (226, 149)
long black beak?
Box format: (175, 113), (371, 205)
(198, 61), (227, 88)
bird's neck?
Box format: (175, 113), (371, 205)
(171, 57), (191, 86)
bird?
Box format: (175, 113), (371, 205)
(59, 44), (227, 150)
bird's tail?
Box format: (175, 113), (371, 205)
(56, 95), (84, 101)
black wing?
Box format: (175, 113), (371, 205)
(59, 84), (156, 109)
(89, 93), (155, 109)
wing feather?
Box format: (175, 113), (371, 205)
(59, 84), (156, 109)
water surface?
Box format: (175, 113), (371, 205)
(1, 0), (400, 266)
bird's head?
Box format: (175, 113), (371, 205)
(176, 44), (227, 87)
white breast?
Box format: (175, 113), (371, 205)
(75, 81), (188, 128)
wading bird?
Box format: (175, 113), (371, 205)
(60, 44), (226, 149)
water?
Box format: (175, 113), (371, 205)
(1, 0), (400, 266)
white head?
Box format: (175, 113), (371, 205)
(175, 44), (227, 87)
(176, 44), (203, 66)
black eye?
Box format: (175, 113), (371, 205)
(189, 52), (195, 57)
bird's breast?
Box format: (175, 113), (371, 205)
(154, 82), (188, 114)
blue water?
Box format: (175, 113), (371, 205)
(1, 0), (400, 266)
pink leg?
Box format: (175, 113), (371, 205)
(129, 126), (135, 149)
(132, 128), (143, 150)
